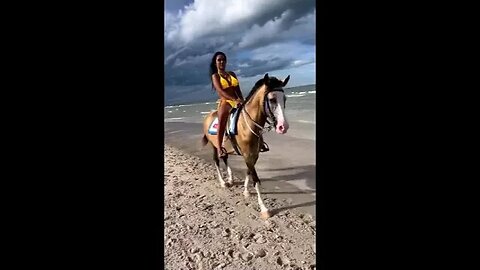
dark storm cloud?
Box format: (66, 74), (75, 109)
(232, 58), (293, 77)
(165, 0), (192, 12)
(164, 0), (316, 104)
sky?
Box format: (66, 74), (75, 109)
(165, 0), (316, 105)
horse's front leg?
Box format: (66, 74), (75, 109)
(243, 170), (251, 198)
(244, 155), (270, 219)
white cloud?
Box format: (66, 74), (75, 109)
(239, 9), (315, 49)
(249, 42), (314, 62)
(238, 10), (292, 48)
(165, 0), (313, 45)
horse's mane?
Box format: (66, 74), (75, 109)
(244, 78), (266, 102)
(244, 76), (283, 103)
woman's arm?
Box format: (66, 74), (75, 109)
(212, 74), (240, 100)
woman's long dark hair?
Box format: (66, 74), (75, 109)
(209, 51), (226, 91)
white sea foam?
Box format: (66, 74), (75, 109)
(297, 120), (315, 124)
(164, 117), (185, 122)
(165, 103), (197, 109)
(200, 111), (211, 115)
(307, 90), (316, 94)
(286, 94), (306, 97)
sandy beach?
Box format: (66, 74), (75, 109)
(164, 119), (317, 269)
(164, 144), (317, 270)
(165, 122), (317, 216)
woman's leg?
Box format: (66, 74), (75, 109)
(217, 100), (232, 156)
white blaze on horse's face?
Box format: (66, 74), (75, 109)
(267, 91), (289, 134)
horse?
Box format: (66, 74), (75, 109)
(201, 73), (290, 219)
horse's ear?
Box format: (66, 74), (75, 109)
(282, 75), (290, 87)
(264, 73), (270, 84)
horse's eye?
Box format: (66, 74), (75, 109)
(269, 98), (277, 103)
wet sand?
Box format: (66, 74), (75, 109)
(164, 121), (317, 218)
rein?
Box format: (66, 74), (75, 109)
(241, 87), (284, 138)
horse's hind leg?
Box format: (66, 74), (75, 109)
(212, 146), (227, 188)
(221, 156), (233, 187)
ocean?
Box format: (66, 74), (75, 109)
(164, 84), (316, 141)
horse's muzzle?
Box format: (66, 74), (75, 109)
(276, 122), (289, 134)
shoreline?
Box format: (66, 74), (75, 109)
(165, 84), (316, 107)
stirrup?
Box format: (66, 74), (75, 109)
(218, 147), (228, 158)
(260, 142), (269, 152)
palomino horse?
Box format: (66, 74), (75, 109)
(201, 73), (290, 219)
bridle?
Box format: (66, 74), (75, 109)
(264, 87), (286, 128)
(241, 86), (285, 137)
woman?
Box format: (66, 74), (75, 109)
(209, 51), (268, 158)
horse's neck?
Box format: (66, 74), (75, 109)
(244, 91), (266, 128)
(235, 88), (266, 153)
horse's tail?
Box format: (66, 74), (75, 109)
(201, 134), (208, 147)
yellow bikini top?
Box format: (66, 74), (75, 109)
(218, 72), (239, 89)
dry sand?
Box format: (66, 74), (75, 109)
(164, 144), (316, 270)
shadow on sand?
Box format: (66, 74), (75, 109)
(261, 191), (315, 195)
(260, 164), (316, 188)
(270, 200), (316, 216)
(228, 164), (316, 190)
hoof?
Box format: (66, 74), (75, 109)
(220, 183), (226, 188)
(225, 181), (233, 187)
(260, 211), (271, 220)
(243, 190), (250, 197)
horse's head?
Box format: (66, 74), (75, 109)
(263, 73), (290, 134)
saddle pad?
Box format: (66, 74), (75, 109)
(208, 117), (219, 135)
(207, 108), (241, 135)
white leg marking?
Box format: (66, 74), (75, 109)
(255, 183), (269, 213)
(226, 165), (233, 185)
(243, 175), (250, 197)
(215, 163), (226, 187)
